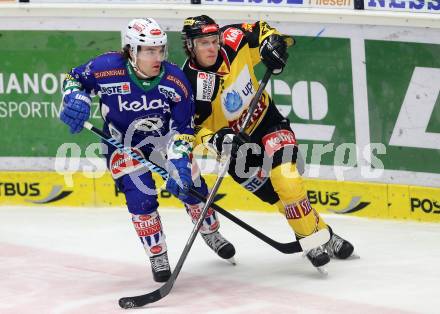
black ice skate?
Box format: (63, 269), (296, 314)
(305, 246), (330, 275)
(202, 231), (236, 265)
(149, 252), (171, 282)
(324, 233), (354, 259)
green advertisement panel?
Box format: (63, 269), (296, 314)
(0, 30), (439, 176)
(0, 31), (120, 157)
(365, 40), (440, 174)
(0, 31), (195, 157)
(264, 36), (355, 166)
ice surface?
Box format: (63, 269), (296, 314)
(0, 206), (438, 314)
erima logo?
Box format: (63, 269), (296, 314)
(327, 196), (370, 214)
(100, 82), (131, 95)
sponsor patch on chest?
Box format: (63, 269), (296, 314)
(99, 82), (131, 95)
(221, 65), (253, 120)
(196, 72), (216, 102)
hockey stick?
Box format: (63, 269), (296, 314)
(119, 69), (273, 309)
(86, 69), (329, 308)
(83, 121), (309, 254)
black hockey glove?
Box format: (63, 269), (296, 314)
(260, 34), (289, 75)
(210, 127), (250, 159)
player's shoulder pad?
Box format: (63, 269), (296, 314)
(162, 61), (192, 101)
(221, 26), (245, 52)
(90, 51), (127, 79)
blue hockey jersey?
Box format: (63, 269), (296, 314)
(63, 51), (195, 156)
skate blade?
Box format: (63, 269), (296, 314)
(226, 257), (237, 265)
(346, 253), (360, 260)
(316, 266), (328, 276)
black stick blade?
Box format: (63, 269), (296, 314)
(119, 289), (162, 309)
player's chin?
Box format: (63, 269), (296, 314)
(149, 67), (160, 76)
(205, 57), (216, 66)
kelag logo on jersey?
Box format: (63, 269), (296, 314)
(118, 95), (168, 112)
(100, 82), (131, 95)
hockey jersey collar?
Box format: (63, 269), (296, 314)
(126, 61), (165, 92)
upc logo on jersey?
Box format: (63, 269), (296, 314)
(224, 91), (242, 113)
(158, 85), (181, 102)
(100, 82), (131, 95)
(118, 95), (168, 112)
(221, 65), (253, 120)
(196, 72), (215, 102)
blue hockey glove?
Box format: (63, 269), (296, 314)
(60, 91), (91, 134)
(166, 157), (193, 202)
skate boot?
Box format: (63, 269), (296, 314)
(324, 232), (354, 259)
(149, 252), (171, 283)
(202, 231), (236, 263)
(306, 246), (330, 268)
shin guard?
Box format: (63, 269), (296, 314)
(132, 212), (167, 257)
(184, 202), (220, 235)
(271, 163), (327, 238)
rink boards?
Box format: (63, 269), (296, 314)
(0, 171), (439, 223)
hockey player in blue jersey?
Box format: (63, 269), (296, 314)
(59, 18), (235, 283)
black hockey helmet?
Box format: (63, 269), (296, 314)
(182, 15), (219, 41)
(181, 15), (220, 59)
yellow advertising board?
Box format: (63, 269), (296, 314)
(1, 171), (439, 223)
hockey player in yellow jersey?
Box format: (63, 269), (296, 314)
(181, 15), (354, 268)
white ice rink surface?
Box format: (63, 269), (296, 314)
(1, 206), (439, 314)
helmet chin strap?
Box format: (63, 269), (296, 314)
(129, 58), (152, 79)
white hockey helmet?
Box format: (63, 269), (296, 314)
(123, 18), (168, 63)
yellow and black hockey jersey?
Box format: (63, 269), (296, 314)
(182, 21), (282, 146)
